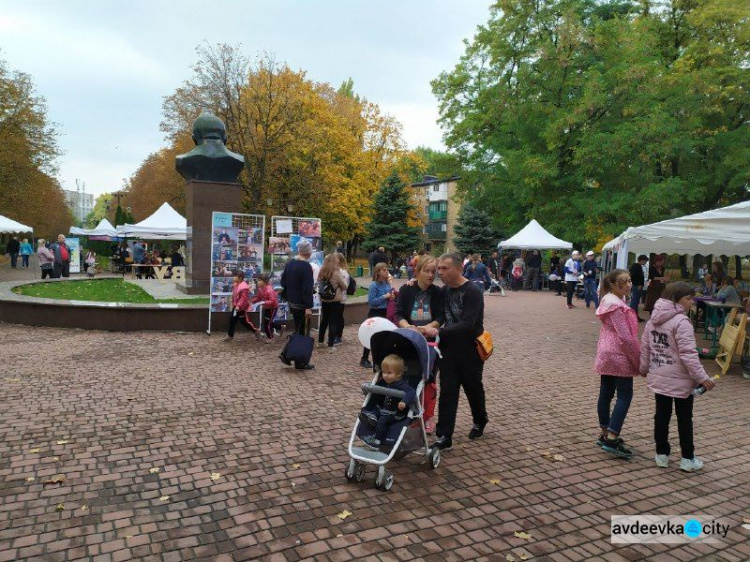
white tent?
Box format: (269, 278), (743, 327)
(499, 219), (573, 250)
(0, 214), (33, 234)
(70, 218), (117, 237)
(116, 203), (187, 239)
(603, 200), (750, 269)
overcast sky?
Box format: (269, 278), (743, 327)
(1, 0), (491, 198)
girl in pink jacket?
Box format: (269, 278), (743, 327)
(640, 282), (715, 472)
(595, 269), (640, 458)
(223, 271), (257, 342)
(250, 273), (279, 340)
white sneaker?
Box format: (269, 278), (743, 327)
(679, 457), (704, 472)
(655, 454), (670, 468)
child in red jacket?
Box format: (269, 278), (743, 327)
(250, 273), (279, 340)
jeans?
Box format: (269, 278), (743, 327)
(597, 375), (633, 435)
(654, 393), (695, 459)
(436, 348), (487, 439)
(630, 286), (643, 314)
(566, 281), (577, 306)
(9, 253), (18, 268)
(584, 277), (599, 308)
(21, 254), (29, 267)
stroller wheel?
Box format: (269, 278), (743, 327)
(429, 447), (441, 469)
(374, 466), (393, 490)
(354, 462), (366, 483)
(382, 471), (394, 491)
(345, 460), (356, 481)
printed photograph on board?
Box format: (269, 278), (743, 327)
(298, 219), (321, 238)
(271, 254), (291, 270)
(213, 261), (237, 277)
(238, 227), (263, 245)
(310, 251), (324, 267)
(211, 295), (231, 313)
(213, 227), (239, 246)
(211, 277), (234, 294)
(237, 244), (262, 263)
(212, 244), (236, 261)
(268, 237), (291, 254)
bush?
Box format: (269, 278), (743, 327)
(0, 244), (6, 255)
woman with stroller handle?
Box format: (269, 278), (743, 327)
(360, 263), (395, 369)
(395, 256), (444, 434)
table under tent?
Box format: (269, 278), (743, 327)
(0, 214), (34, 279)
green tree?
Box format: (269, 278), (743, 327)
(363, 172), (422, 258)
(114, 205), (125, 226)
(453, 204), (501, 257)
(432, 0), (750, 249)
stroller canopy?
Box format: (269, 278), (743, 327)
(370, 328), (434, 381)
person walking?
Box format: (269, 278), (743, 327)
(395, 255), (444, 434)
(640, 282), (716, 472)
(360, 262), (395, 369)
(464, 253), (492, 292)
(36, 239), (55, 279)
(582, 251), (600, 309)
(222, 271), (258, 342)
(317, 253), (348, 350)
(332, 253), (351, 345)
(7, 236), (20, 268)
(524, 250), (542, 291)
(594, 269), (641, 459)
(564, 251), (582, 309)
(643, 254), (669, 314)
(19, 238), (33, 268)
(422, 253), (486, 451)
(279, 239), (315, 370)
(49, 234), (72, 278)
(628, 254), (649, 322)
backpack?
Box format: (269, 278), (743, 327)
(346, 275), (357, 295)
(316, 278), (337, 301)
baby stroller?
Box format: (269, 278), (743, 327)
(345, 328), (441, 491)
(488, 276), (506, 296)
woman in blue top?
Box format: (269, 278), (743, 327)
(360, 262), (395, 369)
(464, 254), (492, 291)
(19, 238), (34, 268)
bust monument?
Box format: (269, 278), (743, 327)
(175, 114), (245, 183)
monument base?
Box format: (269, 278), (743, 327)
(181, 180), (242, 294)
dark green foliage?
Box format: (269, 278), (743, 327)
(453, 204), (502, 257)
(364, 172), (422, 256)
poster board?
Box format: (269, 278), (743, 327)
(67, 237), (81, 274)
(208, 212), (266, 333)
(271, 215), (323, 321)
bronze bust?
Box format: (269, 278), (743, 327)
(175, 114), (245, 182)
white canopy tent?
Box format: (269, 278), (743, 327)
(603, 200), (750, 269)
(116, 203), (187, 240)
(69, 218), (117, 237)
(0, 214), (33, 234)
(498, 219), (573, 250)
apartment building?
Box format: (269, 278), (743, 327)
(410, 176), (461, 253)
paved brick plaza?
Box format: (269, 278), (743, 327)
(1, 290), (749, 561)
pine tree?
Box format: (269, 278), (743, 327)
(363, 172), (421, 258)
(453, 204), (500, 257)
(114, 205), (125, 226)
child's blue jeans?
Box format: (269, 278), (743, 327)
(597, 375), (633, 436)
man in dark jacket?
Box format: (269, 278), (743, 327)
(49, 234), (72, 278)
(524, 250), (542, 290)
(280, 239), (315, 370)
(370, 246), (388, 270)
(629, 254), (649, 322)
(7, 236), (20, 268)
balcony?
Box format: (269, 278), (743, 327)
(428, 210), (447, 221)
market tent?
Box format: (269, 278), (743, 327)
(498, 219), (573, 250)
(116, 203), (187, 239)
(70, 218), (117, 237)
(603, 200), (750, 269)
(0, 214), (33, 234)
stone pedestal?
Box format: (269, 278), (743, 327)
(178, 180), (242, 294)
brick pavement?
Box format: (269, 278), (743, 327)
(1, 290), (750, 561)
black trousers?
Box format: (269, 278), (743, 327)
(52, 263), (70, 278)
(41, 267), (53, 279)
(291, 306), (310, 336)
(436, 347), (487, 439)
(566, 281), (577, 306)
(654, 393), (694, 459)
(228, 308), (256, 337)
(319, 301), (343, 346)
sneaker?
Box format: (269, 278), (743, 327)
(424, 419), (435, 435)
(222, 336), (234, 342)
(596, 434), (624, 448)
(358, 411), (377, 428)
(333, 338), (343, 346)
(316, 341), (327, 348)
(655, 454), (670, 468)
(328, 346), (336, 353)
(360, 359), (373, 369)
(679, 457), (704, 472)
(468, 422), (486, 440)
(601, 437), (634, 458)
(362, 435), (381, 450)
(295, 364), (315, 371)
(567, 304), (576, 309)
(433, 436), (453, 451)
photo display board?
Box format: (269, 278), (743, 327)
(209, 212), (266, 314)
(270, 216), (323, 322)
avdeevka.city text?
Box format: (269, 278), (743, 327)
(612, 520), (729, 538)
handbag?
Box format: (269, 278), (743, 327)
(346, 275), (357, 295)
(475, 330), (493, 361)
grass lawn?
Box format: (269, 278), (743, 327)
(13, 279), (209, 305)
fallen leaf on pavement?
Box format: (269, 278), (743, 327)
(553, 454), (565, 462)
(56, 440), (70, 445)
(489, 479), (501, 485)
(149, 468), (160, 474)
(29, 448), (40, 453)
(210, 472), (221, 481)
(514, 531), (532, 540)
(26, 477), (35, 482)
(52, 457), (59, 461)
(55, 503), (65, 511)
(292, 463), (300, 469)
(506, 555), (515, 562)
(520, 554), (528, 561)
(337, 510), (352, 520)
(43, 476), (65, 486)
(188, 352), (194, 356)
(525, 446), (534, 452)
(159, 495), (170, 501)
(743, 517), (750, 524)
(80, 505), (88, 511)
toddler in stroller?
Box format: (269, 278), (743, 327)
(346, 328), (441, 491)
